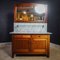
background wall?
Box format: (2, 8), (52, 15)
(0, 0), (14, 42)
(48, 0), (60, 45)
(0, 0), (60, 45)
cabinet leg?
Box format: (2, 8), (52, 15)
(47, 54), (49, 57)
(46, 53), (49, 58)
(12, 53), (14, 58)
(47, 49), (49, 58)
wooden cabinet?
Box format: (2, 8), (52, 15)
(12, 34), (50, 58)
(12, 3), (49, 58)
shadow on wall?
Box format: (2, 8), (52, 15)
(7, 12), (14, 42)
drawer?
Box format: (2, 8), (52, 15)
(13, 35), (31, 39)
(32, 38), (47, 41)
(22, 35), (31, 38)
(14, 38), (30, 41)
(32, 35), (48, 39)
(13, 35), (22, 38)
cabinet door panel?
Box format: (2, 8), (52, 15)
(13, 39), (30, 52)
(32, 39), (47, 53)
(32, 39), (47, 49)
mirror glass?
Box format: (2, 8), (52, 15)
(16, 3), (48, 23)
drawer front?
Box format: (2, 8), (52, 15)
(13, 35), (31, 39)
(13, 35), (22, 38)
(14, 38), (30, 41)
(22, 35), (31, 38)
(32, 35), (48, 39)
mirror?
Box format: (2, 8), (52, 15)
(15, 3), (48, 23)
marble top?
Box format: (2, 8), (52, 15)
(9, 32), (52, 35)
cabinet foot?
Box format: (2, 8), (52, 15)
(12, 53), (14, 58)
(46, 54), (49, 58)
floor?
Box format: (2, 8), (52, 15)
(0, 43), (60, 60)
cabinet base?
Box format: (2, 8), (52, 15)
(12, 54), (49, 58)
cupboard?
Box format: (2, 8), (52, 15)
(10, 3), (51, 58)
(11, 34), (50, 58)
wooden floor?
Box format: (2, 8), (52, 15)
(0, 43), (60, 60)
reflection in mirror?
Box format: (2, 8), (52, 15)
(34, 4), (47, 14)
(16, 3), (48, 23)
(34, 4), (47, 23)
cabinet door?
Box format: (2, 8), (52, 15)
(32, 38), (47, 54)
(13, 39), (30, 53)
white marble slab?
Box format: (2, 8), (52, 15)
(14, 23), (47, 33)
(9, 32), (52, 34)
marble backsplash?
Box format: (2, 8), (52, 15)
(14, 23), (47, 33)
